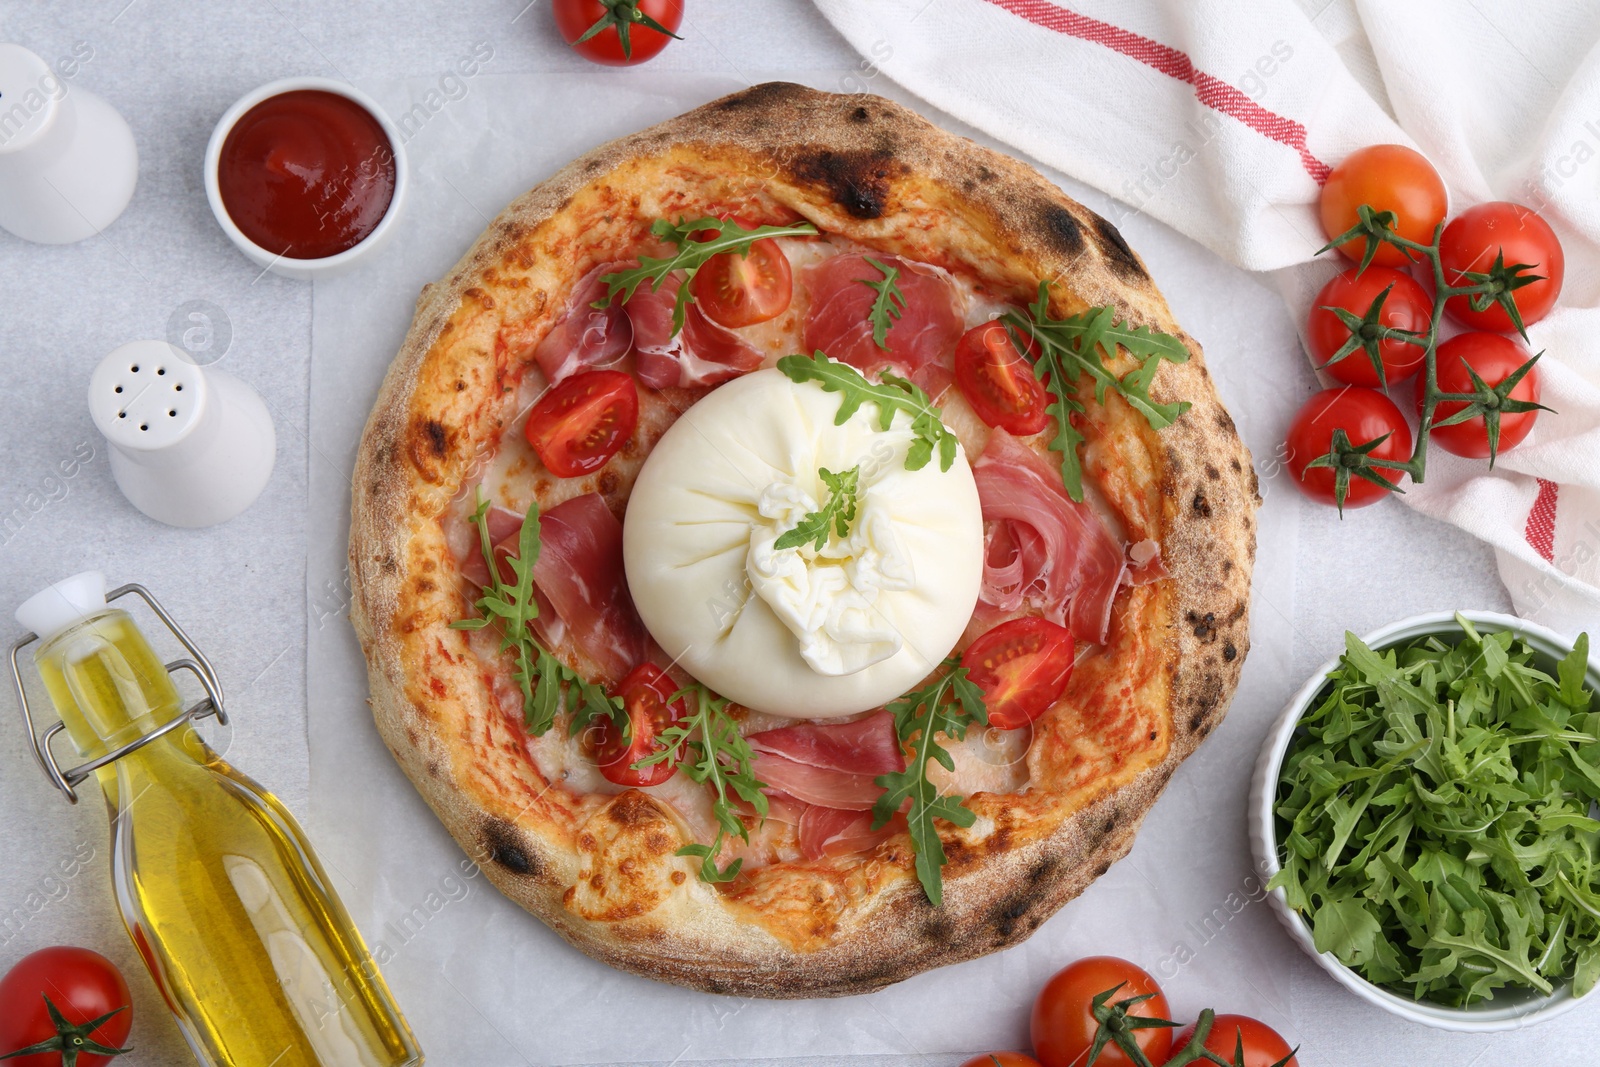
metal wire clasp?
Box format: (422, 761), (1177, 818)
(8, 582), (229, 804)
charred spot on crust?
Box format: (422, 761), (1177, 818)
(380, 552), (398, 576)
(992, 894), (1035, 938)
(1223, 642), (1238, 661)
(1091, 215), (1147, 281)
(1205, 463), (1220, 481)
(1192, 491), (1212, 518)
(454, 379), (467, 392)
(714, 81), (804, 112)
(923, 915), (956, 943)
(1028, 857), (1059, 884)
(1188, 611), (1217, 640)
(1037, 202), (1086, 258)
(1092, 860), (1112, 879)
(850, 105), (870, 122)
(424, 419), (449, 458)
(482, 818), (540, 877)
(789, 147), (900, 219)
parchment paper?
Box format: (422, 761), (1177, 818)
(305, 71), (1518, 1066)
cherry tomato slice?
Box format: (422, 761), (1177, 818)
(552, 0), (683, 66)
(1439, 201), (1564, 332)
(689, 237), (793, 329)
(1420, 332), (1541, 459)
(1306, 266), (1431, 386)
(960, 617), (1076, 730)
(525, 369), (638, 477)
(954, 321), (1049, 435)
(1284, 387), (1413, 508)
(593, 663), (688, 787)
(1319, 144), (1446, 268)
(1170, 1014), (1298, 1067)
(1031, 956), (1172, 1067)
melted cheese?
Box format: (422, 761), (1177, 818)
(622, 367), (983, 718)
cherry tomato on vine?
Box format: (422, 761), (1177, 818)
(1030, 956), (1172, 1067)
(553, 0), (683, 66)
(958, 1054), (1042, 1067)
(1439, 202), (1564, 333)
(1306, 266), (1431, 386)
(690, 237), (793, 328)
(1285, 387), (1413, 509)
(1421, 332), (1542, 459)
(525, 369), (639, 477)
(960, 618), (1076, 730)
(954, 321), (1050, 435)
(0, 947), (132, 1067)
(1169, 1014), (1298, 1067)
(593, 663), (689, 786)
(1319, 144), (1447, 268)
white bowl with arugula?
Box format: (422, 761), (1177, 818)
(1250, 610), (1600, 1031)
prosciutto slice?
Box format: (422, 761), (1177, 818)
(801, 253), (964, 375)
(458, 494), (645, 680)
(973, 430), (1128, 645)
(748, 711), (905, 812)
(628, 274), (763, 389)
(797, 805), (905, 861)
(531, 264), (633, 384)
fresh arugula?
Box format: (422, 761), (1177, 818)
(860, 256), (906, 349)
(872, 657), (988, 905)
(635, 682), (769, 883)
(1269, 616), (1600, 1005)
(594, 216), (819, 336)
(776, 351), (959, 473)
(774, 465), (860, 551)
(450, 494), (625, 740)
(1001, 283), (1190, 502)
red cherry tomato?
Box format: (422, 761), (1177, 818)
(1439, 202), (1564, 332)
(1421, 332), (1542, 459)
(525, 370), (639, 477)
(1169, 1014), (1298, 1067)
(1031, 956), (1172, 1067)
(954, 321), (1050, 435)
(958, 1054), (1043, 1067)
(1285, 387), (1413, 508)
(552, 0), (683, 66)
(689, 237), (793, 328)
(1319, 145), (1447, 268)
(960, 617), (1076, 730)
(593, 663), (689, 786)
(0, 947), (131, 1067)
(1306, 267), (1431, 386)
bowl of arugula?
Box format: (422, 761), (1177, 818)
(1250, 610), (1600, 1031)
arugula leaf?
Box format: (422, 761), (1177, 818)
(776, 351), (959, 472)
(1270, 614), (1600, 1006)
(451, 493), (625, 739)
(873, 657), (988, 905)
(635, 683), (768, 883)
(594, 216), (818, 336)
(860, 257), (907, 349)
(1001, 282), (1190, 502)
(774, 466), (860, 551)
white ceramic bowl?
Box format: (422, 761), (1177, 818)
(1249, 610), (1599, 1032)
(203, 76), (408, 281)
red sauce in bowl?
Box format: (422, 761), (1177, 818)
(217, 89), (395, 260)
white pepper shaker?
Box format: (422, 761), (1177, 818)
(88, 341), (276, 528)
(0, 43), (138, 244)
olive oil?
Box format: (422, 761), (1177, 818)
(25, 595), (419, 1067)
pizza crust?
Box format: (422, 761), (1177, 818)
(349, 82), (1258, 997)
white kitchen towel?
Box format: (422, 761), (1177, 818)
(811, 0), (1600, 638)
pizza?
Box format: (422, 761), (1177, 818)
(348, 82), (1258, 998)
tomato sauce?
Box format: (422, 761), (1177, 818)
(217, 89), (394, 260)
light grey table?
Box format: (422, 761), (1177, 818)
(0, 3), (1548, 1065)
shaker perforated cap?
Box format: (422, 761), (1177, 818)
(15, 571), (108, 642)
(89, 341), (205, 451)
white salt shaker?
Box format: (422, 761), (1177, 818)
(0, 43), (138, 244)
(88, 341), (276, 528)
